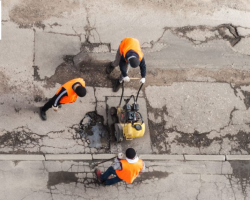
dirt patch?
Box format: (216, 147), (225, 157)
(9, 0), (80, 26)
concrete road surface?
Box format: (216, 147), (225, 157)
(1, 0), (250, 199)
(0, 160), (250, 200)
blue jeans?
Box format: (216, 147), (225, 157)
(101, 166), (122, 185)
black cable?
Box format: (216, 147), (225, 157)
(119, 81), (124, 107)
(136, 83), (144, 102)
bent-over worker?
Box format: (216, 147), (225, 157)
(40, 78), (86, 121)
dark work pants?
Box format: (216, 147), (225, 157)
(101, 166), (123, 185)
(41, 94), (62, 112)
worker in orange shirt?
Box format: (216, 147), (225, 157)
(95, 148), (145, 185)
(40, 78), (86, 121)
(106, 38), (147, 92)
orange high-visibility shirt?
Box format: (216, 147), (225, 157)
(119, 38), (143, 61)
(56, 78), (85, 104)
(116, 159), (143, 183)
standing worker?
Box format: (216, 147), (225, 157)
(106, 38), (147, 92)
(40, 78), (86, 121)
(95, 148), (145, 185)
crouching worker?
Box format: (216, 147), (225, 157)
(95, 148), (145, 185)
(40, 78), (86, 121)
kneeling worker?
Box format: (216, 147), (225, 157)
(40, 78), (86, 121)
(95, 148), (145, 185)
(106, 37), (147, 92)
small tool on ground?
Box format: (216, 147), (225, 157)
(91, 156), (116, 169)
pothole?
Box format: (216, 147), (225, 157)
(79, 111), (109, 149)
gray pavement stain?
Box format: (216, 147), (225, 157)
(228, 161), (250, 199)
(0, 71), (9, 94)
(0, 126), (41, 153)
(43, 61), (112, 88)
(146, 98), (250, 154)
(150, 119), (250, 154)
(47, 170), (169, 188)
(135, 171), (170, 183)
(29, 22), (250, 89)
(9, 0), (80, 26)
(32, 54), (250, 89)
(32, 66), (43, 82)
(47, 172), (78, 188)
(242, 90), (250, 109)
(169, 24), (241, 46)
(226, 131), (250, 154)
(80, 111), (109, 149)
(81, 41), (111, 52)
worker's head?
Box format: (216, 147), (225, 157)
(128, 57), (140, 68)
(126, 148), (136, 159)
(75, 85), (86, 97)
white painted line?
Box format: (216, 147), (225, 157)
(0, 154), (45, 161)
(226, 155), (250, 161)
(139, 154), (184, 160)
(184, 155), (226, 161)
(93, 154), (116, 160)
(45, 154), (92, 161)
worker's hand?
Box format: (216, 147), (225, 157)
(123, 76), (130, 82)
(52, 105), (58, 111)
(117, 153), (123, 159)
(140, 78), (145, 84)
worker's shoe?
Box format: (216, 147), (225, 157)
(95, 169), (102, 183)
(106, 62), (115, 74)
(40, 107), (47, 121)
(113, 79), (121, 92)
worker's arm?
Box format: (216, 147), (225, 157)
(119, 56), (128, 77)
(53, 88), (68, 107)
(139, 57), (146, 78)
(139, 161), (146, 173)
(112, 157), (123, 170)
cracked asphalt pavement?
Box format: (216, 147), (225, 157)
(1, 0), (250, 199)
(0, 160), (249, 200)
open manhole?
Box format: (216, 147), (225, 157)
(79, 111), (109, 149)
